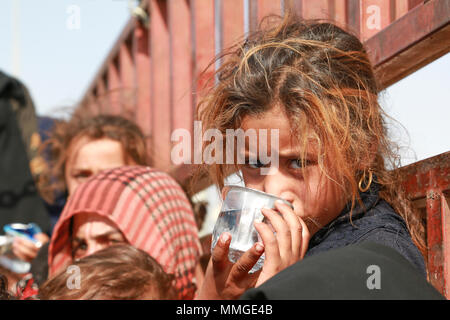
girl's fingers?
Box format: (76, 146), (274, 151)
(254, 221), (281, 268)
(229, 242), (264, 284)
(297, 216), (311, 259)
(274, 200), (303, 260)
(211, 232), (232, 272)
(12, 238), (38, 262)
(261, 208), (292, 261)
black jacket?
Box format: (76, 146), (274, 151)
(242, 242), (443, 300)
(0, 71), (51, 235)
(305, 181), (426, 277)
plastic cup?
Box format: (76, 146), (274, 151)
(211, 185), (293, 273)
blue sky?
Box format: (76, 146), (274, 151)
(1, 0), (449, 166)
(0, 0), (133, 117)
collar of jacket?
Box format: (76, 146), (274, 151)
(309, 177), (381, 247)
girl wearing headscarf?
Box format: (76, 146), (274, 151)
(48, 166), (202, 300)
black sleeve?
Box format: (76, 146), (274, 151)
(354, 227), (427, 278)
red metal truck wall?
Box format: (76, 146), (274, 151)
(79, 0), (448, 174)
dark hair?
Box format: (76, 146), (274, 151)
(196, 13), (426, 256)
(0, 274), (14, 300)
(39, 244), (176, 300)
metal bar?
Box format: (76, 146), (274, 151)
(222, 0), (245, 50)
(365, 0), (450, 89)
(150, 0), (172, 170)
(359, 0), (393, 41)
(301, 0), (333, 20)
(257, 0), (282, 22)
(169, 0), (194, 135)
(133, 20), (152, 163)
(119, 39), (136, 120)
(191, 0), (215, 102)
(107, 59), (122, 115)
(426, 183), (445, 295)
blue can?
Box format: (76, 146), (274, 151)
(3, 223), (42, 244)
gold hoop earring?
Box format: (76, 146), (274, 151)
(358, 169), (373, 193)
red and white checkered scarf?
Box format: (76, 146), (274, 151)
(48, 166), (202, 299)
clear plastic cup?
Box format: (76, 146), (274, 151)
(211, 186), (293, 273)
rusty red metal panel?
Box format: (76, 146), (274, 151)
(400, 152), (450, 199)
(301, 0), (334, 20)
(222, 0), (245, 49)
(119, 40), (136, 119)
(257, 0), (282, 21)
(334, 0), (347, 27)
(426, 187), (445, 295)
(395, 0), (409, 19)
(359, 0), (393, 41)
(107, 59), (122, 115)
(192, 0), (216, 105)
(347, 0), (361, 37)
(150, 0), (172, 170)
(399, 152), (450, 297)
(133, 20), (152, 161)
(443, 192), (450, 298)
(366, 0), (450, 89)
(169, 0), (193, 134)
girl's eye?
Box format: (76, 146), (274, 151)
(72, 242), (87, 258)
(289, 159), (311, 169)
(246, 159), (267, 169)
(73, 170), (92, 180)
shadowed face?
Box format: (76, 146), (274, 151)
(71, 213), (127, 260)
(239, 106), (347, 235)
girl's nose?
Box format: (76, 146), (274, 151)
(262, 167), (285, 197)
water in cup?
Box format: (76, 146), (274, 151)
(212, 208), (264, 273)
(211, 186), (292, 273)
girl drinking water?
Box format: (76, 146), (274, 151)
(195, 14), (426, 299)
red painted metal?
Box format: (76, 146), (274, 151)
(133, 21), (152, 160)
(399, 152), (450, 297)
(365, 0), (450, 89)
(359, 0), (393, 41)
(301, 0), (334, 20)
(169, 0), (193, 135)
(222, 0), (245, 50)
(150, 0), (172, 171)
(257, 0), (282, 22)
(107, 59), (122, 115)
(119, 40), (136, 120)
(191, 0), (215, 105)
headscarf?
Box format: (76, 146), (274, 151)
(48, 166), (202, 300)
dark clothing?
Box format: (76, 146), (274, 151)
(0, 71), (51, 235)
(242, 242), (443, 300)
(37, 116), (66, 231)
(305, 181), (426, 277)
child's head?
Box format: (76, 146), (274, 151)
(198, 14), (424, 250)
(40, 114), (149, 198)
(39, 244), (176, 300)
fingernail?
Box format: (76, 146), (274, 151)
(255, 243), (264, 254)
(220, 233), (231, 244)
(35, 241), (42, 249)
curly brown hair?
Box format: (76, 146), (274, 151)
(196, 14), (426, 257)
(38, 114), (149, 203)
(38, 244), (177, 300)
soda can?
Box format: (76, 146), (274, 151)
(3, 223), (42, 244)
